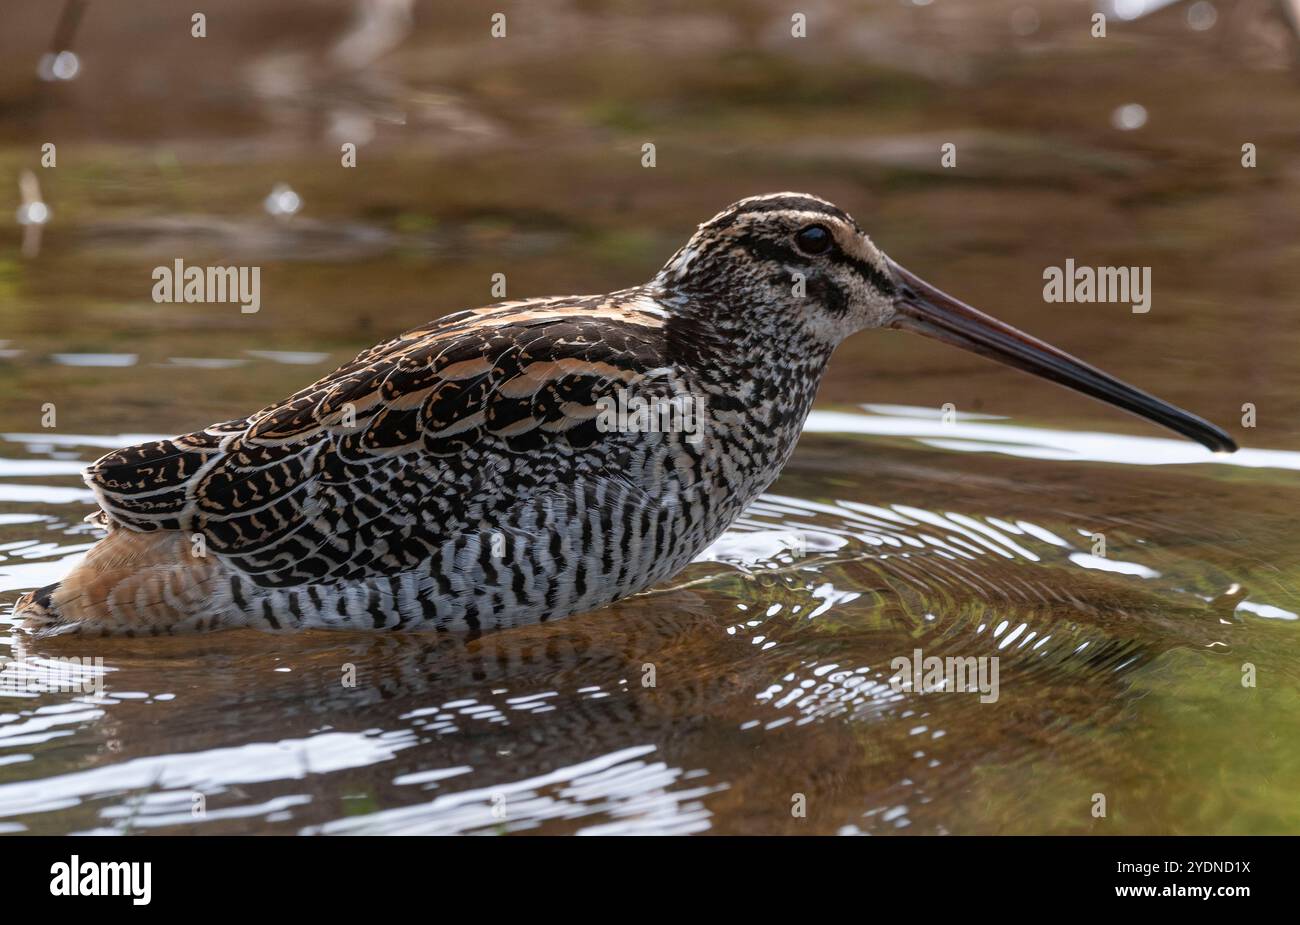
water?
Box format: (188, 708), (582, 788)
(2, 0), (1299, 835)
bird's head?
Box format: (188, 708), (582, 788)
(656, 192), (897, 343)
(655, 192), (1236, 452)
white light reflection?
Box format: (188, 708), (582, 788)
(263, 183), (302, 218)
(1187, 1), (1218, 30)
(0, 730), (417, 821)
(1105, 0), (1181, 20)
(1235, 600), (1298, 622)
(37, 51), (80, 82)
(803, 406), (1300, 471)
(1111, 103), (1149, 131)
(1068, 552), (1160, 578)
(306, 744), (721, 836)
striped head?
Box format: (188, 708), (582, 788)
(655, 192), (899, 345)
(655, 192), (1237, 452)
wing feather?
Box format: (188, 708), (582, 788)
(85, 299), (675, 588)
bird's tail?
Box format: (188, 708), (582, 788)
(13, 523), (230, 636)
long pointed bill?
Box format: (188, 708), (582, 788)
(886, 259), (1237, 453)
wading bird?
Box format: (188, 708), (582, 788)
(14, 193), (1236, 636)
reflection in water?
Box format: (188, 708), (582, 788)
(244, 350), (331, 365)
(50, 353), (138, 368)
(311, 744), (720, 836)
(2, 405), (1296, 834)
(16, 170), (49, 259)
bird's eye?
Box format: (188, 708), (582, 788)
(794, 224), (832, 256)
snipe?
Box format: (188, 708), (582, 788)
(15, 193), (1236, 636)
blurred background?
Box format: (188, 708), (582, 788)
(1, 1), (1299, 836)
(2, 0), (1299, 443)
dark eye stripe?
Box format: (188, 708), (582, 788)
(734, 232), (897, 297)
(829, 251), (897, 297)
(734, 232), (812, 267)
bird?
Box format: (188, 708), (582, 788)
(13, 192), (1237, 637)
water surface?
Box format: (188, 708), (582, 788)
(1, 0), (1298, 835)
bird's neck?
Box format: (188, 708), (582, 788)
(656, 287), (835, 436)
(657, 286), (833, 373)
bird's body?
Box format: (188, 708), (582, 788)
(14, 193), (1235, 636)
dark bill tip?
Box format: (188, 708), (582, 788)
(885, 259), (1238, 454)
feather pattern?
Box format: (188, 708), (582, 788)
(88, 295), (676, 586)
(16, 193), (870, 635)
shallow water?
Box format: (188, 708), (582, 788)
(3, 412), (1298, 834)
(2, 1), (1299, 834)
